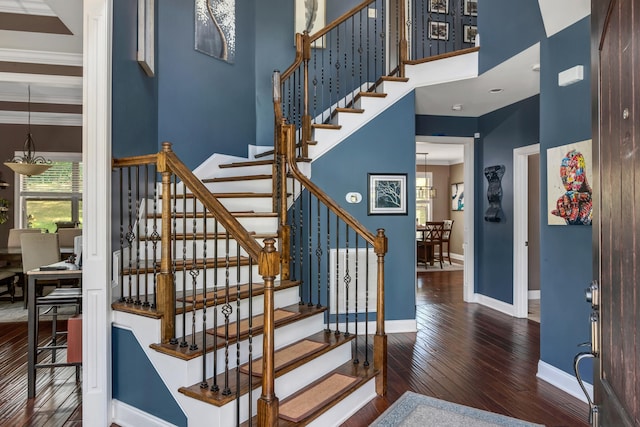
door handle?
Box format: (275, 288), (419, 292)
(574, 350), (599, 426)
(585, 280), (599, 309)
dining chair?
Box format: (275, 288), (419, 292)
(20, 233), (63, 307)
(442, 219), (455, 265)
(417, 221), (444, 269)
(57, 228), (82, 251)
(0, 228), (42, 303)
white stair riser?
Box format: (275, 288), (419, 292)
(117, 265), (264, 298)
(174, 286), (301, 335)
(147, 197), (274, 215)
(141, 216), (278, 235)
(202, 179), (272, 193)
(124, 239), (262, 261)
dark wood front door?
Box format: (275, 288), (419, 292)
(592, 0), (639, 425)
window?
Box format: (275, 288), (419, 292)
(16, 153), (82, 233)
(416, 172), (433, 225)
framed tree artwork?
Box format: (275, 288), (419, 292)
(368, 174), (408, 215)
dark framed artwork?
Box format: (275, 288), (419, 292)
(368, 174), (408, 215)
(463, 25), (477, 44)
(451, 182), (464, 211)
(428, 0), (449, 14)
(464, 0), (478, 16)
(428, 21), (449, 41)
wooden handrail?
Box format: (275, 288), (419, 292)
(404, 46), (480, 65)
(162, 144), (263, 261)
(112, 153), (159, 168)
(281, 123), (380, 248)
(308, 0), (377, 42)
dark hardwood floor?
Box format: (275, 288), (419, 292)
(0, 270), (589, 426)
(0, 320), (82, 427)
(341, 270), (590, 426)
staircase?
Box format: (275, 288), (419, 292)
(110, 1), (479, 425)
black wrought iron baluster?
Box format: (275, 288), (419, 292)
(135, 165), (141, 305)
(143, 164), (150, 307)
(222, 231), (232, 396)
(210, 219), (220, 392)
(366, 8), (371, 84)
(351, 16), (355, 107)
(150, 165), (159, 308)
(298, 188), (304, 304)
(291, 179), (298, 284)
(170, 174), (179, 345)
(312, 49), (318, 122)
(420, 0), (425, 59)
(118, 168), (125, 302)
(358, 12), (363, 97)
(325, 206), (331, 333)
(328, 32), (333, 123)
(335, 24), (341, 111)
(189, 195), (198, 351)
(344, 223), (351, 337)
(316, 196), (322, 308)
(353, 234), (360, 364)
(373, 1), (378, 82)
(126, 167), (134, 304)
(307, 191), (313, 306)
(247, 257), (254, 424)
(364, 241), (370, 367)
(381, 0), (386, 76)
(179, 184), (188, 348)
(200, 206), (209, 389)
(235, 242), (241, 421)
(335, 214), (340, 336)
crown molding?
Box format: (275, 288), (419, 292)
(0, 110), (81, 126)
(0, 0), (55, 16)
(0, 47), (83, 66)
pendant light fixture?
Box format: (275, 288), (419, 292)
(5, 86), (52, 177)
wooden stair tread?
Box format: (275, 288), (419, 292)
(359, 91), (387, 98)
(202, 174), (272, 183)
(312, 123), (341, 130)
(335, 107), (364, 114)
(380, 75), (409, 82)
(240, 361), (378, 426)
(122, 256), (251, 275)
(146, 211), (277, 219)
(150, 303), (326, 361)
(175, 280), (300, 313)
(162, 192), (273, 199)
(219, 159), (274, 168)
(178, 330), (356, 408)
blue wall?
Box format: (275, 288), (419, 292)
(313, 92), (417, 321)
(476, 96), (540, 302)
(415, 115), (478, 137)
(539, 17), (593, 382)
(157, 0), (257, 168)
(112, 327), (187, 427)
(477, 0), (545, 73)
(112, 0), (158, 158)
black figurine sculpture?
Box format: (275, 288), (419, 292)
(484, 165), (505, 222)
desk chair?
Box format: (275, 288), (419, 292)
(442, 220), (455, 265)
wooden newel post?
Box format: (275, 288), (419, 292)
(258, 238), (280, 426)
(301, 31), (312, 158)
(157, 142), (175, 343)
(373, 228), (388, 396)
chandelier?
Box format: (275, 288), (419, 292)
(5, 86), (52, 177)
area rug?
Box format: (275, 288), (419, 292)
(417, 262), (464, 273)
(371, 391), (544, 427)
(0, 300), (28, 322)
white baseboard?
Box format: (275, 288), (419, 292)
(537, 360), (593, 404)
(335, 319), (417, 334)
(450, 252), (464, 262)
(528, 290), (540, 300)
(112, 399), (179, 427)
(472, 293), (515, 317)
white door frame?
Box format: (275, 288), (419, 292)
(416, 136), (475, 302)
(83, 0), (113, 425)
(513, 143), (539, 318)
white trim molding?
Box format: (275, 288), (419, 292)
(528, 290), (540, 300)
(0, 47), (83, 66)
(112, 400), (179, 427)
(82, 0), (113, 425)
(472, 293), (515, 317)
(537, 360), (593, 404)
(513, 143), (540, 318)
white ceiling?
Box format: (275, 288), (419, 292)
(418, 1), (591, 163)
